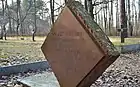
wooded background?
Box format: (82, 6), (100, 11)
(0, 0), (139, 41)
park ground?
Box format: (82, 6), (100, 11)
(0, 36), (46, 66)
(1, 36), (140, 87)
(0, 36), (140, 66)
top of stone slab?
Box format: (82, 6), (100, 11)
(17, 72), (60, 87)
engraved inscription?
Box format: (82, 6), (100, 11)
(50, 30), (95, 62)
(55, 39), (81, 56)
(51, 31), (83, 37)
(50, 31), (84, 56)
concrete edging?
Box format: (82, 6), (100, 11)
(1, 44), (140, 76)
(116, 44), (140, 53)
(0, 61), (50, 77)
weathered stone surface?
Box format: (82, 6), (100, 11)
(17, 72), (59, 87)
(67, 1), (119, 56)
(41, 1), (120, 87)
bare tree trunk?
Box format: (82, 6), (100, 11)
(19, 4), (23, 36)
(16, 0), (21, 38)
(84, 0), (88, 11)
(120, 0), (127, 43)
(134, 1), (138, 36)
(94, 6), (97, 22)
(6, 0), (12, 36)
(2, 0), (6, 40)
(110, 0), (113, 35)
(12, 0), (15, 35)
(88, 0), (94, 19)
(131, 1), (135, 35)
(101, 4), (104, 29)
(116, 0), (119, 36)
(127, 0), (132, 36)
(139, 0), (140, 22)
(138, 0), (140, 35)
(33, 0), (37, 41)
(64, 0), (67, 3)
(0, 0), (4, 39)
(50, 0), (55, 24)
(108, 1), (111, 36)
(103, 4), (107, 34)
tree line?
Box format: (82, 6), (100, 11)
(0, 0), (50, 41)
(0, 0), (139, 41)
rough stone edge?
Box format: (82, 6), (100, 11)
(67, 1), (119, 56)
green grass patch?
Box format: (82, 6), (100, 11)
(0, 36), (139, 61)
(109, 36), (140, 46)
(0, 54), (8, 59)
(0, 36), (46, 61)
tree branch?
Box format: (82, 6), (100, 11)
(21, 6), (31, 23)
(54, 3), (65, 11)
(93, 6), (106, 15)
(92, 0), (112, 6)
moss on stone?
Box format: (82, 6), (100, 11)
(67, 1), (119, 56)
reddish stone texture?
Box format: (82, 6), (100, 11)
(42, 2), (119, 87)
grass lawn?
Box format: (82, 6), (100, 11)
(0, 36), (46, 62)
(0, 36), (140, 63)
(109, 36), (140, 46)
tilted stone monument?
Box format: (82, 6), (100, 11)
(41, 1), (120, 87)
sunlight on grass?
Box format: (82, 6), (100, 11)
(0, 54), (8, 59)
(2, 36), (140, 46)
(109, 36), (140, 46)
(0, 36), (46, 61)
(0, 36), (140, 61)
(0, 36), (46, 44)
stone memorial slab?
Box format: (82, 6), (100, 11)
(17, 72), (60, 87)
(41, 1), (120, 87)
